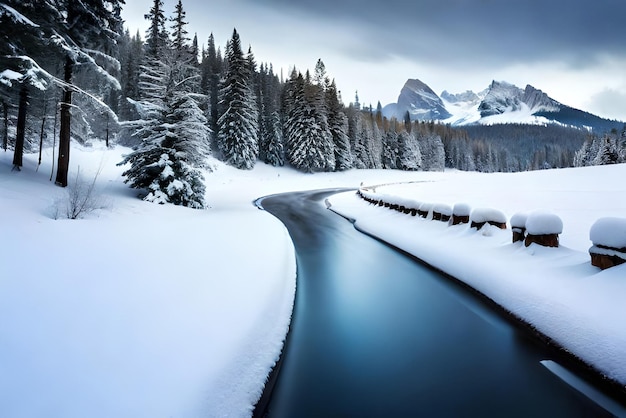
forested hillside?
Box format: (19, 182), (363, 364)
(2, 0), (624, 208)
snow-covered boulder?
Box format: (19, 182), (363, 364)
(589, 217), (626, 269)
(432, 203), (452, 222)
(470, 208), (507, 230)
(524, 211), (563, 248)
(452, 203), (471, 225)
(510, 212), (528, 243)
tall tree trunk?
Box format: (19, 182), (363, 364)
(2, 101), (8, 151)
(12, 85), (28, 170)
(37, 91), (48, 171)
(55, 55), (73, 187)
(50, 99), (59, 181)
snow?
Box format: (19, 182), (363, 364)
(590, 217), (626, 248)
(470, 207), (507, 224)
(526, 210), (564, 235)
(510, 212), (528, 229)
(452, 202), (471, 216)
(327, 164), (626, 389)
(0, 144), (419, 418)
(4, 144), (626, 415)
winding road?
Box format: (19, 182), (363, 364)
(256, 189), (612, 417)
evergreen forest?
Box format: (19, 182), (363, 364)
(2, 0), (625, 208)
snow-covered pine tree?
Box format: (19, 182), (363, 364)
(200, 33), (222, 145)
(53, 0), (123, 186)
(326, 79), (352, 171)
(258, 64), (284, 166)
(119, 0), (211, 208)
(347, 104), (367, 169)
(398, 130), (421, 170)
(217, 29), (259, 169)
(120, 94), (210, 208)
(593, 136), (620, 166)
(283, 70), (335, 172)
(382, 122), (400, 169)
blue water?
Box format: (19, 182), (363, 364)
(259, 190), (612, 417)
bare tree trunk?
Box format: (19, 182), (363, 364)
(50, 98), (59, 181)
(55, 55), (73, 187)
(36, 91), (48, 171)
(105, 112), (109, 148)
(2, 101), (8, 152)
(12, 84), (28, 170)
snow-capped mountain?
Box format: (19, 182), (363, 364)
(384, 78), (622, 132)
(382, 79), (451, 121)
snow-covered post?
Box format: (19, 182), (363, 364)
(589, 217), (626, 269)
(510, 213), (528, 243)
(432, 203), (452, 222)
(524, 211), (562, 248)
(470, 208), (507, 230)
(452, 203), (471, 225)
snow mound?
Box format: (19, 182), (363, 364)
(590, 217), (626, 248)
(452, 203), (471, 216)
(433, 203), (452, 216)
(510, 212), (528, 229)
(470, 207), (507, 224)
(526, 211), (563, 235)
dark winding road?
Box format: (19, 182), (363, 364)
(256, 189), (613, 417)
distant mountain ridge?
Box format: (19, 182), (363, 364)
(382, 78), (623, 132)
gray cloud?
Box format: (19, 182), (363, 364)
(240, 0), (626, 70)
(588, 88), (626, 122)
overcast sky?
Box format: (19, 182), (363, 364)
(122, 0), (626, 121)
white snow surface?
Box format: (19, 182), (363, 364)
(328, 165), (626, 388)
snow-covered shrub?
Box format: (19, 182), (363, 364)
(524, 211), (563, 247)
(510, 212), (528, 243)
(470, 208), (507, 229)
(452, 203), (471, 225)
(432, 203), (452, 222)
(589, 217), (626, 269)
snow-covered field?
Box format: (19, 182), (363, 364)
(0, 145), (415, 418)
(328, 166), (626, 392)
(2, 145), (625, 416)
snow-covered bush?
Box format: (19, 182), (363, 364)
(52, 167), (106, 219)
(452, 203), (471, 225)
(524, 211), (563, 247)
(510, 212), (528, 243)
(589, 217), (626, 269)
(470, 208), (507, 229)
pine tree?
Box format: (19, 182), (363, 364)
(52, 0), (123, 186)
(398, 130), (421, 170)
(326, 79), (352, 171)
(120, 90), (211, 208)
(217, 29), (259, 169)
(283, 70), (335, 172)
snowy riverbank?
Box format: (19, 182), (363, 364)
(327, 165), (626, 397)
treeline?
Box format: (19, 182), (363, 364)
(1, 0), (621, 209)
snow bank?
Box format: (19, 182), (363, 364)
(328, 165), (626, 391)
